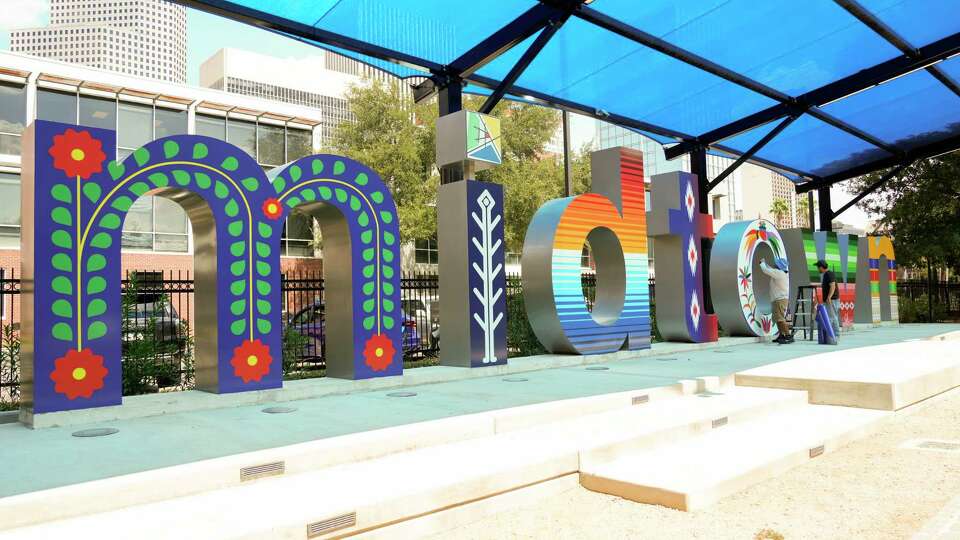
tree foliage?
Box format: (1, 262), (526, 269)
(847, 153), (960, 272)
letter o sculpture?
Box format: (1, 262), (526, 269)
(709, 219), (787, 337)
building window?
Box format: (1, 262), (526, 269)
(154, 107), (186, 138)
(257, 123), (284, 167)
(227, 118), (256, 159)
(0, 173), (20, 248)
(286, 128), (312, 161)
(196, 113), (225, 139)
(120, 196), (189, 253)
(415, 238), (438, 265)
(117, 101), (152, 157)
(79, 95), (116, 130)
(37, 89), (77, 124)
(281, 211), (314, 257)
(0, 83), (26, 156)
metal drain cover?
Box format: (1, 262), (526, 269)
(503, 377), (528, 382)
(262, 406), (297, 414)
(387, 391), (417, 397)
(585, 366), (610, 371)
(72, 428), (119, 438)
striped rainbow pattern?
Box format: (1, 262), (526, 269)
(550, 149), (650, 353)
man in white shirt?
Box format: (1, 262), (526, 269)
(760, 257), (792, 344)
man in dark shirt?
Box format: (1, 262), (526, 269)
(815, 259), (840, 340)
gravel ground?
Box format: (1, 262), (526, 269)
(434, 387), (960, 540)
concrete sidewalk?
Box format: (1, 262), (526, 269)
(0, 323), (954, 498)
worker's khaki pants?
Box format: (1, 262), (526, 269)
(772, 299), (790, 336)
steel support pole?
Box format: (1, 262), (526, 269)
(807, 191), (816, 229)
(562, 110), (572, 196)
(817, 186), (833, 231)
(439, 82), (464, 185)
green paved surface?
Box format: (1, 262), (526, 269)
(0, 323), (955, 497)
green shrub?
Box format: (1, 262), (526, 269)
(506, 293), (547, 358)
(120, 276), (186, 396)
(898, 294), (947, 323)
(0, 324), (20, 410)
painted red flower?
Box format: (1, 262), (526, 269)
(363, 333), (395, 372)
(230, 338), (272, 383)
(262, 198), (283, 221)
(50, 348), (108, 400)
(48, 128), (106, 179)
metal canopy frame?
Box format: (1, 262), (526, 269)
(172, 0), (960, 196)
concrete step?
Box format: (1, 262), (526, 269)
(0, 387), (805, 539)
(580, 403), (887, 511)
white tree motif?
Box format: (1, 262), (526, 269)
(471, 189), (504, 363)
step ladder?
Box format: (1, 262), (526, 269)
(790, 285), (816, 340)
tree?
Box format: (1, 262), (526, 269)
(847, 153), (960, 272)
(327, 79), (438, 242)
(769, 198), (790, 226)
(795, 195), (811, 227)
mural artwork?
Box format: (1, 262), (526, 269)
(856, 236), (899, 323)
(782, 230), (858, 328)
(648, 171), (718, 343)
(22, 120), (401, 415)
(521, 147), (651, 354)
(709, 219), (788, 338)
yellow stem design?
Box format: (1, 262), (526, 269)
(76, 175), (82, 351)
(79, 161), (255, 342)
(278, 178), (383, 333)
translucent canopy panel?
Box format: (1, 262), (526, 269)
(477, 17), (778, 137)
(720, 114), (893, 178)
(823, 67), (960, 150)
(593, 0), (901, 96)
(858, 0), (960, 47)
(230, 0), (537, 65)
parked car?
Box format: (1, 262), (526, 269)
(286, 302), (422, 364)
(121, 294), (187, 356)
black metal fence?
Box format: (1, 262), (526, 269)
(897, 280), (960, 320)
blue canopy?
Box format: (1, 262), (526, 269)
(176, 0), (960, 189)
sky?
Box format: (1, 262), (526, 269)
(0, 0), (871, 229)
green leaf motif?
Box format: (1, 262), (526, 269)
(230, 299), (246, 316)
(371, 191), (384, 204)
(362, 265), (375, 279)
(383, 249), (394, 263)
(227, 220), (243, 237)
(230, 319), (246, 336)
(51, 253), (72, 272)
(230, 279), (246, 296)
(230, 260), (246, 277)
(133, 147), (150, 167)
(163, 140), (180, 159)
(357, 211), (369, 227)
(285, 196), (301, 208)
(51, 207), (72, 227)
(86, 254), (106, 272)
(301, 189), (316, 202)
(241, 177), (259, 191)
(380, 211), (394, 224)
(90, 232), (113, 249)
(87, 276), (106, 295)
(51, 299), (72, 318)
(255, 242), (270, 258)
(192, 143), (208, 159)
(383, 231), (396, 246)
(311, 159), (324, 175)
(256, 279), (271, 296)
(51, 184), (72, 204)
(360, 230), (373, 244)
(383, 266), (395, 279)
(82, 182), (102, 204)
(383, 299), (395, 313)
(354, 173), (368, 186)
(148, 172), (169, 188)
(99, 213), (122, 230)
(214, 181), (229, 199)
(129, 181), (151, 197)
(257, 318), (272, 334)
(256, 261), (271, 277)
(52, 323), (73, 342)
(383, 316), (395, 330)
(362, 282), (374, 295)
(51, 276), (72, 295)
(383, 282), (394, 295)
(333, 161), (345, 175)
(362, 248), (375, 262)
(224, 199), (239, 217)
(111, 196), (133, 212)
(318, 186), (332, 200)
(256, 299), (271, 315)
(108, 161), (124, 180)
(335, 188), (348, 203)
(51, 230), (72, 249)
(257, 222), (272, 239)
(362, 316), (375, 331)
(230, 241), (245, 257)
(272, 176), (286, 194)
(349, 196), (361, 212)
(289, 165), (302, 182)
(195, 172), (212, 189)
(173, 170), (191, 186)
(87, 298), (107, 318)
(221, 156), (239, 171)
(87, 321), (107, 341)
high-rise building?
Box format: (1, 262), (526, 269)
(200, 48), (409, 145)
(10, 0), (187, 83)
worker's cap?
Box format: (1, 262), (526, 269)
(775, 258), (789, 272)
(815, 259), (829, 269)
